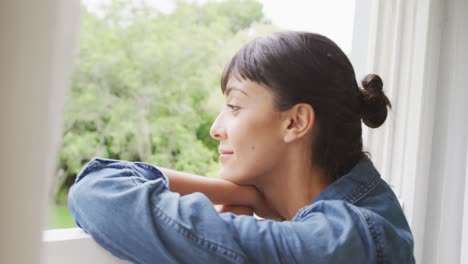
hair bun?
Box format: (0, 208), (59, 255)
(359, 74), (392, 128)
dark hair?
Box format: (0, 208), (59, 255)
(220, 31), (391, 180)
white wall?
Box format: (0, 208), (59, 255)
(0, 1), (80, 263)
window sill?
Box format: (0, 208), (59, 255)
(43, 228), (130, 264)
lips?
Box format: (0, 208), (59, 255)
(218, 150), (234, 155)
(218, 149), (234, 155)
(218, 148), (234, 162)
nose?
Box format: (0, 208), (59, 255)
(209, 113), (226, 141)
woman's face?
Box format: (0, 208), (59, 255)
(210, 76), (287, 184)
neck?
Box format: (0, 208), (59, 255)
(255, 152), (332, 220)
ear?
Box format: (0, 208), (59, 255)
(282, 103), (315, 143)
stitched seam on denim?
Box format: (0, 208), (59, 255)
(361, 209), (384, 264)
(130, 178), (245, 263)
(149, 203), (247, 264)
(82, 159), (243, 262)
(347, 176), (380, 204)
(126, 164), (246, 263)
(68, 190), (140, 263)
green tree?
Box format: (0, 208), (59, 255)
(53, 0), (276, 211)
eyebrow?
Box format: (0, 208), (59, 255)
(225, 87), (249, 97)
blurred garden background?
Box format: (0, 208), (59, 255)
(48, 0), (355, 229)
(48, 0), (277, 228)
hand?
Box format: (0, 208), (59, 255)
(250, 189), (285, 221)
(214, 204), (254, 216)
(215, 185), (285, 221)
(214, 200), (284, 221)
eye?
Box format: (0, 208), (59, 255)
(226, 104), (241, 113)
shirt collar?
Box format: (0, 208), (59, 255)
(292, 158), (381, 221)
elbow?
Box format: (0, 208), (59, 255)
(67, 177), (141, 263)
(67, 178), (99, 230)
(67, 157), (124, 226)
(67, 157), (168, 233)
(67, 184), (82, 228)
(67, 167), (115, 232)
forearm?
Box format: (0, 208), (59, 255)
(157, 167), (257, 208)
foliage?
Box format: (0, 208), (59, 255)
(54, 0), (276, 204)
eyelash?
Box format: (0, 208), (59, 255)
(226, 104), (240, 112)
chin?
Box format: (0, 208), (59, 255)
(218, 168), (251, 185)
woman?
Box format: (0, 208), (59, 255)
(68, 32), (415, 263)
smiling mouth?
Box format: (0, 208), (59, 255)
(218, 148), (234, 155)
(218, 150), (234, 162)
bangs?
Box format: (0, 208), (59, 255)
(220, 37), (271, 93)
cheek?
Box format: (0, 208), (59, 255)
(249, 115), (283, 147)
(223, 115), (284, 181)
(231, 117), (280, 154)
(244, 133), (283, 166)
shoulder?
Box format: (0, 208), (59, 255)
(296, 200), (414, 263)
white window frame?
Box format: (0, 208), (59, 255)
(351, 0), (468, 263)
(43, 228), (130, 263)
(2, 0), (467, 263)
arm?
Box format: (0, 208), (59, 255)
(69, 158), (365, 263)
(157, 166), (257, 208)
(158, 166), (282, 219)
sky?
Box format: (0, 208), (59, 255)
(81, 0), (355, 53)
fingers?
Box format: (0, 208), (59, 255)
(214, 204), (254, 216)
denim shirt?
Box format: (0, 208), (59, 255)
(68, 157), (415, 264)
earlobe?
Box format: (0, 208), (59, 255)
(282, 104), (315, 143)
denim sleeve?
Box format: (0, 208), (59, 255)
(68, 158), (371, 264)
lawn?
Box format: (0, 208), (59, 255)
(48, 203), (76, 229)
